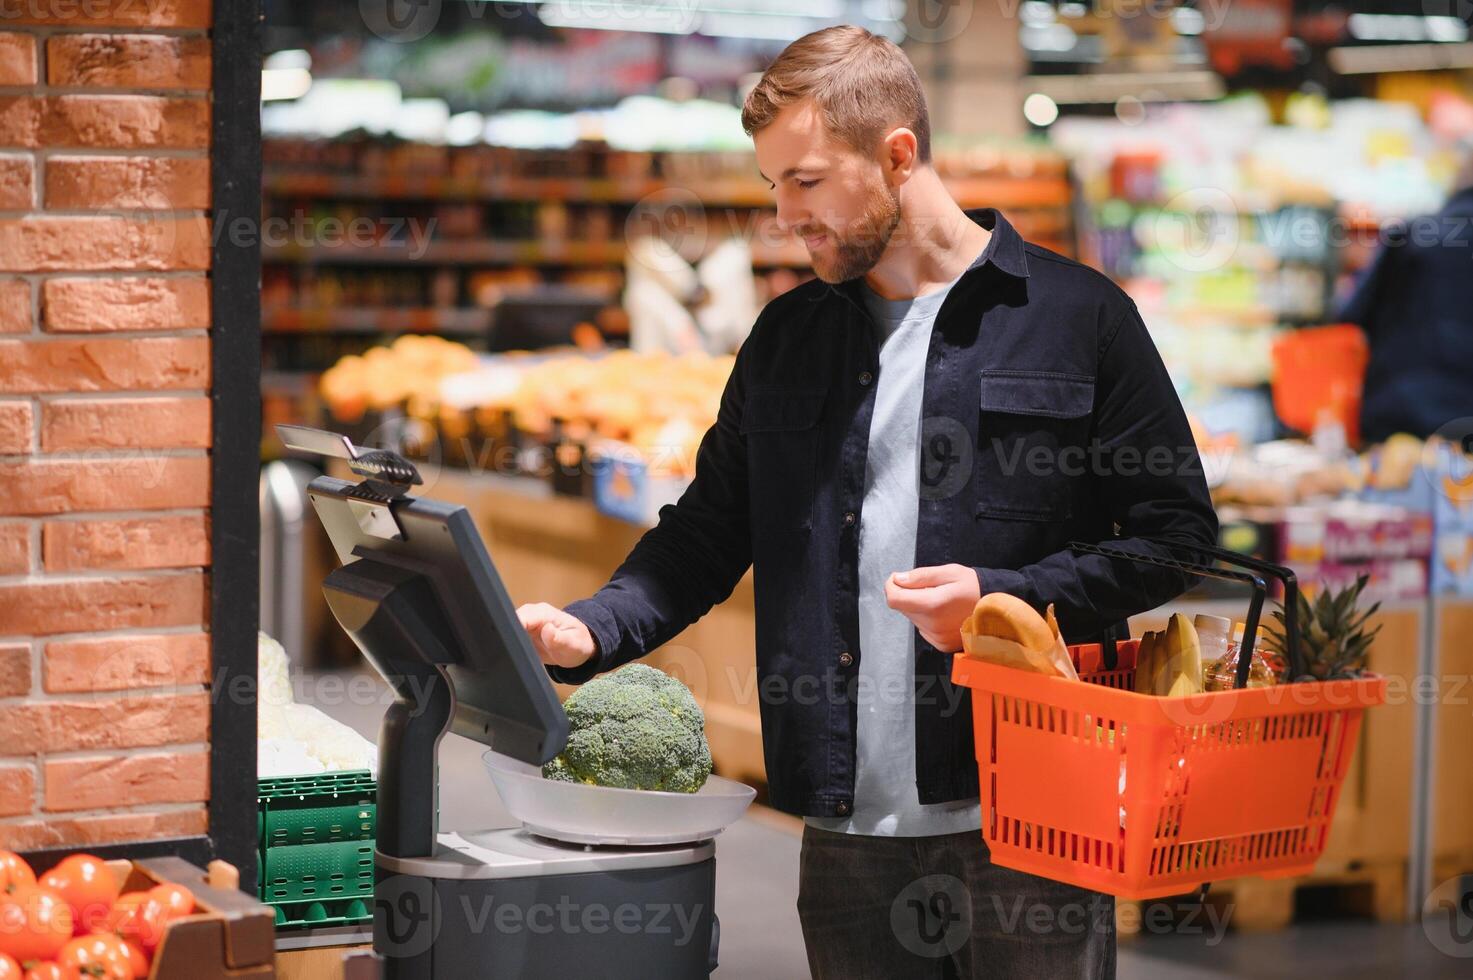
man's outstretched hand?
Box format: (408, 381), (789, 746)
(884, 563), (981, 653)
(516, 603), (597, 670)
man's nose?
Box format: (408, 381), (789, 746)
(773, 188), (807, 235)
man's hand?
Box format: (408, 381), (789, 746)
(516, 602), (596, 670)
(884, 563), (981, 653)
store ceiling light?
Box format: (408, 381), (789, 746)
(1021, 24), (1077, 53)
(1173, 7), (1205, 36)
(1427, 16), (1471, 42)
(531, 0), (854, 39)
(264, 48), (310, 71)
(699, 13), (825, 40)
(1022, 93), (1059, 127)
(1347, 14), (1468, 44)
(537, 0), (695, 34)
(1019, 1), (1055, 27)
(261, 48), (312, 103)
(261, 67), (312, 102)
(446, 111), (485, 146)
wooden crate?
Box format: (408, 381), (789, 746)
(1322, 604), (1420, 868)
(276, 944), (374, 980)
(1434, 852), (1473, 884)
(1433, 599), (1473, 864)
(1214, 862), (1408, 931)
(106, 857), (276, 980)
(1117, 859), (1408, 935)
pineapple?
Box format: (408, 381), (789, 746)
(1264, 574), (1381, 683)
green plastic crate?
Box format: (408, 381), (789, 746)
(259, 770), (376, 845)
(257, 770), (377, 930)
(262, 837), (375, 904)
(268, 895), (374, 930)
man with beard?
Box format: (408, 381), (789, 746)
(517, 25), (1216, 979)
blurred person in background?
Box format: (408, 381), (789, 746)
(1342, 146), (1473, 442)
(518, 25), (1216, 979)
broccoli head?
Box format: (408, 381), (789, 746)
(542, 663), (712, 793)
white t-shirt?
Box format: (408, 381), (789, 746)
(805, 262), (984, 837)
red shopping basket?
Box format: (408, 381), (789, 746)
(951, 542), (1386, 900)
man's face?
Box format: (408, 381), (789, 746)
(753, 99), (901, 284)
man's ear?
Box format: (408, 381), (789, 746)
(881, 127), (919, 185)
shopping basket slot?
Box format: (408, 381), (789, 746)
(951, 540), (1385, 900)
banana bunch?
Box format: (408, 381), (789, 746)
(1133, 613), (1204, 697)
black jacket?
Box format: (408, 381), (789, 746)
(1342, 186), (1473, 442)
(551, 209), (1218, 817)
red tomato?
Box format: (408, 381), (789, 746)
(102, 894), (142, 938)
(145, 885), (192, 919)
(0, 888), (73, 964)
(57, 934), (133, 980)
(0, 856), (34, 898)
(124, 901), (170, 957)
(119, 940), (148, 978)
(0, 953), (20, 979)
(21, 964), (78, 980)
(38, 857), (117, 937)
(124, 884), (195, 956)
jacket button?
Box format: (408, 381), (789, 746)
(858, 371), (873, 386)
(838, 651), (853, 667)
(835, 801), (850, 815)
(843, 512), (856, 526)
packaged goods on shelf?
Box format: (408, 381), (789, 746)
(1211, 439), (1363, 508)
(1428, 441), (1473, 597)
(1344, 435), (1473, 597)
(1206, 428), (1473, 600)
(1048, 93), (1463, 404)
(592, 449), (688, 527)
(260, 132), (1073, 441)
(1437, 531), (1473, 598)
(1278, 502), (1435, 565)
(1213, 503), (1432, 603)
(1288, 559), (1429, 604)
(1290, 557), (1425, 604)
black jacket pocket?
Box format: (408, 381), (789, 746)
(975, 371), (1094, 521)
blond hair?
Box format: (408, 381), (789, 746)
(740, 26), (932, 164)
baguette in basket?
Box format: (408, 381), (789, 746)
(960, 593), (1079, 681)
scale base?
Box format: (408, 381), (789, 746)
(373, 829), (719, 980)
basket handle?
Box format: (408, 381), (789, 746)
(1099, 621), (1122, 672)
(1065, 540), (1289, 689)
(1145, 540), (1302, 685)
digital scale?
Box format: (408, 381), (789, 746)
(277, 425), (754, 980)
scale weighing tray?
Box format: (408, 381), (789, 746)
(482, 750), (755, 847)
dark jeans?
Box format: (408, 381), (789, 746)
(797, 825), (1115, 980)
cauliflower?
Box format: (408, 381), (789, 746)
(542, 664), (712, 793)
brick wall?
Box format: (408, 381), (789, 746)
(0, 0), (214, 850)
